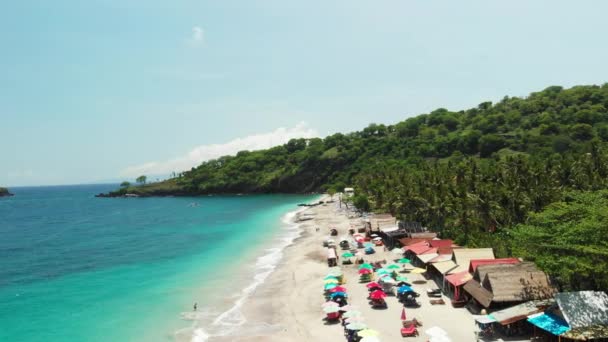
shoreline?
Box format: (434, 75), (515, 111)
(207, 195), (346, 341)
(208, 197), (479, 342)
(188, 196), (324, 342)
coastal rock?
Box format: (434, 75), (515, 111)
(0, 187), (14, 197)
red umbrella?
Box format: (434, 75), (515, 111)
(401, 307), (407, 320)
(358, 268), (372, 275)
(365, 282), (380, 289)
(330, 286), (347, 293)
(370, 290), (386, 299)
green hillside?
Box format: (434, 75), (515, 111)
(104, 83), (608, 291)
(112, 84), (608, 197)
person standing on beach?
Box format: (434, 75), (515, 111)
(193, 303), (197, 311)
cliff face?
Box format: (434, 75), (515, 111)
(0, 187), (14, 197)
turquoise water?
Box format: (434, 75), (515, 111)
(0, 185), (315, 341)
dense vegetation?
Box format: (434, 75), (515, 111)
(108, 84), (608, 291)
(511, 191), (608, 292)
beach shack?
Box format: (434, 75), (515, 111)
(327, 247), (338, 267)
(528, 291), (608, 341)
(343, 187), (355, 197)
(486, 300), (554, 338)
(438, 248), (495, 300)
(463, 263), (556, 312)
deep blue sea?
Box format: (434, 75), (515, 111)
(0, 184), (316, 341)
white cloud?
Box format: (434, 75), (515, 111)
(120, 122), (319, 178)
(188, 26), (205, 46)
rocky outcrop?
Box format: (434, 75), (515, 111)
(0, 187), (14, 197)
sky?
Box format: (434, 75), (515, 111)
(2, 0), (608, 186)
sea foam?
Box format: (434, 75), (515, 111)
(186, 203), (313, 341)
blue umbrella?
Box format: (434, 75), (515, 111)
(398, 285), (413, 294)
(330, 291), (347, 298)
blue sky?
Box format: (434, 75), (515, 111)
(2, 0), (608, 186)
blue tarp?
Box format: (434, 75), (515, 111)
(527, 313), (571, 336)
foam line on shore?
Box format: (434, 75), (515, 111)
(189, 198), (322, 341)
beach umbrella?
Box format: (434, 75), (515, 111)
(372, 237), (382, 241)
(322, 301), (339, 308)
(344, 316), (365, 323)
(376, 268), (390, 275)
(357, 329), (379, 337)
(370, 290), (386, 299)
(380, 277), (396, 284)
(386, 264), (401, 270)
(342, 310), (362, 318)
(365, 282), (380, 288)
(411, 267), (426, 274)
(342, 252), (354, 258)
(371, 234), (379, 237)
(364, 242), (374, 248)
(345, 322), (367, 331)
(401, 307), (407, 320)
(325, 278), (339, 284)
(323, 306), (340, 313)
(360, 337), (381, 342)
(358, 263), (373, 270)
(324, 283), (338, 290)
(396, 276), (409, 282)
(398, 285), (414, 294)
(324, 275), (338, 280)
(330, 286), (347, 293)
(392, 248), (405, 255)
(330, 292), (347, 299)
(358, 268), (372, 275)
(398, 258), (411, 264)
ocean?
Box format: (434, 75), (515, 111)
(0, 184), (317, 341)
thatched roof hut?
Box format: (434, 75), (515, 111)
(482, 270), (556, 304)
(474, 262), (538, 282)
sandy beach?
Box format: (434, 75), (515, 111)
(213, 198), (478, 342)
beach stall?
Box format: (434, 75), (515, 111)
(553, 291), (608, 340)
(327, 247), (338, 267)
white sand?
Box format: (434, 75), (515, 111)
(213, 199), (479, 341)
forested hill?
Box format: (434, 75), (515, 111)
(109, 84), (608, 197)
(103, 83), (608, 291)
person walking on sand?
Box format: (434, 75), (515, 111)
(193, 303), (198, 311)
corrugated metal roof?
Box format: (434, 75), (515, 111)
(431, 260), (458, 274)
(428, 254), (453, 263)
(408, 244), (434, 255)
(489, 300), (553, 325)
(445, 271), (473, 287)
(469, 258), (520, 273)
(380, 225), (400, 233)
(556, 291), (608, 329)
(417, 253), (439, 264)
(447, 264), (469, 274)
(452, 248), (495, 271)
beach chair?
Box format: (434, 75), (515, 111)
(400, 324), (419, 337)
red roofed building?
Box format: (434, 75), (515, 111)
(429, 239), (454, 248)
(468, 258), (520, 273)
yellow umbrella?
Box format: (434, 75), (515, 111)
(325, 278), (339, 284)
(411, 267), (426, 274)
(357, 329), (380, 337)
